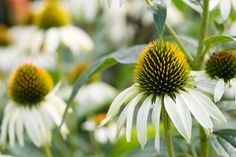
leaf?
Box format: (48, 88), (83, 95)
(153, 8), (167, 38)
(59, 45), (146, 128)
(210, 129), (236, 157)
(203, 35), (236, 51)
(217, 101), (236, 111)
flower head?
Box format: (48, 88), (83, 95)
(25, 0), (94, 55)
(205, 51), (236, 102)
(206, 51), (236, 82)
(100, 40), (226, 151)
(0, 25), (11, 47)
(8, 64), (53, 106)
(1, 63), (68, 147)
(134, 40), (190, 98)
(34, 0), (70, 30)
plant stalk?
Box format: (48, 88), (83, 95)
(162, 97), (175, 157)
(200, 127), (209, 157)
(194, 0), (210, 69)
(43, 144), (53, 157)
(165, 23), (193, 64)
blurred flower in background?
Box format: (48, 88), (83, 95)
(82, 113), (117, 144)
(1, 63), (69, 147)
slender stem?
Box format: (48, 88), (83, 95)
(162, 97), (175, 157)
(165, 23), (194, 64)
(194, 0), (210, 70)
(200, 127), (209, 157)
(43, 144), (53, 157)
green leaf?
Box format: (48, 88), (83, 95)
(59, 45), (145, 128)
(217, 101), (236, 111)
(203, 35), (236, 51)
(153, 8), (167, 38)
(210, 129), (236, 157)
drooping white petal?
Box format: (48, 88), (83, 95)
(31, 108), (48, 144)
(164, 95), (191, 141)
(214, 79), (225, 102)
(15, 110), (24, 146)
(22, 108), (41, 147)
(220, 0), (231, 20)
(116, 105), (129, 137)
(136, 95), (152, 149)
(44, 28), (60, 54)
(126, 94), (143, 142)
(151, 97), (162, 152)
(1, 103), (15, 145)
(176, 95), (192, 142)
(189, 89), (226, 123)
(180, 92), (213, 133)
(60, 26), (94, 54)
(100, 85), (138, 126)
(30, 30), (44, 54)
(8, 109), (18, 147)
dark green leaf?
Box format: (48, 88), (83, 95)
(59, 45), (145, 128)
(203, 35), (236, 51)
(210, 129), (236, 157)
(153, 8), (167, 38)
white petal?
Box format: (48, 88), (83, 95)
(136, 95), (152, 149)
(60, 26), (94, 54)
(31, 108), (48, 144)
(100, 85), (138, 126)
(8, 109), (18, 147)
(151, 97), (162, 152)
(214, 79), (225, 102)
(189, 89), (226, 122)
(30, 30), (44, 53)
(22, 108), (41, 147)
(15, 111), (24, 146)
(44, 28), (60, 54)
(220, 0), (231, 20)
(1, 103), (15, 145)
(176, 95), (192, 141)
(116, 105), (129, 137)
(126, 94), (143, 142)
(164, 95), (191, 141)
(180, 92), (213, 133)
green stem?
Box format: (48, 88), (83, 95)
(43, 144), (53, 157)
(200, 127), (209, 157)
(162, 97), (175, 157)
(165, 23), (193, 64)
(194, 0), (210, 70)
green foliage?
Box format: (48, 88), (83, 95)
(210, 129), (236, 157)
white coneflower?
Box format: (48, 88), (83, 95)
(30, 0), (94, 55)
(82, 114), (117, 144)
(100, 40), (226, 151)
(205, 51), (236, 102)
(0, 63), (68, 147)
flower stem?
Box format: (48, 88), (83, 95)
(162, 97), (175, 157)
(43, 144), (53, 157)
(194, 0), (210, 70)
(165, 23), (193, 65)
(200, 127), (209, 157)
